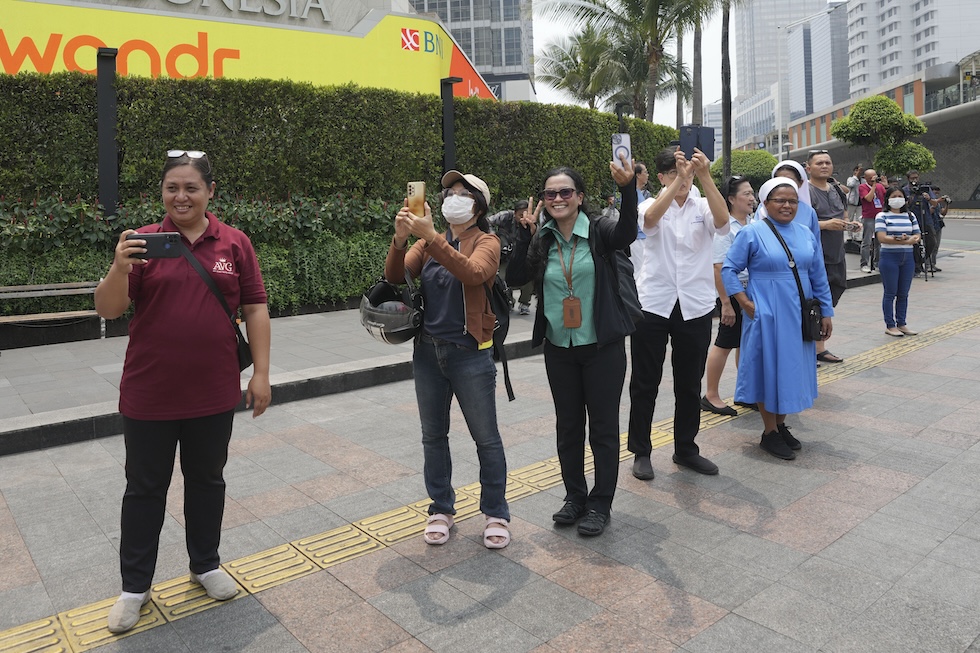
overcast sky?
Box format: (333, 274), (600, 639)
(532, 11), (729, 127)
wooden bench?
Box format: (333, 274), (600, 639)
(0, 281), (101, 325)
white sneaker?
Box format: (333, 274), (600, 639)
(191, 569), (239, 600)
(107, 592), (150, 633)
(861, 265), (871, 273)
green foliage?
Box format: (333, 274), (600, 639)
(873, 141), (936, 178)
(710, 150), (779, 189)
(830, 95), (927, 148)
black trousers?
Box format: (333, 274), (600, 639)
(120, 410), (235, 593)
(628, 302), (712, 459)
(544, 338), (626, 515)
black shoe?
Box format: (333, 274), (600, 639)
(933, 267), (942, 272)
(760, 430), (796, 460)
(671, 453), (719, 475)
(734, 401), (759, 411)
(577, 510), (609, 536)
(700, 396), (737, 417)
(552, 501), (586, 525)
(777, 423), (801, 450)
(632, 455), (655, 480)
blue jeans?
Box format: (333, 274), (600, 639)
(879, 249), (914, 328)
(413, 335), (509, 520)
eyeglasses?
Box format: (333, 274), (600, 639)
(766, 198), (799, 206)
(445, 188), (474, 199)
(541, 188), (577, 201)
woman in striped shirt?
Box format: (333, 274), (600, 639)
(875, 186), (921, 337)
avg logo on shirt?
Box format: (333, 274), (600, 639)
(212, 258), (234, 275)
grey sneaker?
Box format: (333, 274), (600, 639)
(191, 569), (239, 600)
(518, 303), (530, 315)
(107, 592), (150, 633)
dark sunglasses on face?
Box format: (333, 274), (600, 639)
(541, 188), (577, 201)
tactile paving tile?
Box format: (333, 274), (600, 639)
(60, 596), (166, 652)
(151, 572), (245, 622)
(224, 544), (319, 593)
(0, 616), (69, 653)
(510, 460), (564, 490)
(293, 524), (386, 569)
(353, 506), (428, 545)
(460, 477), (536, 503)
(409, 492), (482, 523)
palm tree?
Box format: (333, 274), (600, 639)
(536, 24), (618, 109)
(675, 26), (685, 128)
(537, 0), (692, 121)
(604, 43), (691, 121)
(721, 0), (736, 177)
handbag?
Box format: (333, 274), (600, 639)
(179, 243), (254, 371)
(763, 219), (824, 342)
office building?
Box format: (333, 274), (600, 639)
(702, 100), (724, 161)
(788, 2), (849, 121)
(409, 0), (535, 100)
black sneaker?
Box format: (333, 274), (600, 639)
(631, 455), (655, 480)
(760, 430), (795, 460)
(577, 510), (609, 536)
(777, 423), (801, 450)
(552, 501), (586, 525)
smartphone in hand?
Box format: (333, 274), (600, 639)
(126, 232), (181, 259)
(406, 181), (425, 217)
(612, 133), (631, 168)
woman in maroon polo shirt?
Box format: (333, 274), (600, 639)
(95, 150), (271, 634)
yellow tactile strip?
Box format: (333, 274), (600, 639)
(3, 311), (978, 653)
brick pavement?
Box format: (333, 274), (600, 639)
(1, 244), (980, 652)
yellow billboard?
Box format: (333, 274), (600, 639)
(0, 0), (495, 98)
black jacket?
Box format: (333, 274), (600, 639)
(507, 179), (638, 348)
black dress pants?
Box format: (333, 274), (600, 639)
(628, 302), (712, 459)
(544, 338), (626, 515)
(120, 410), (235, 593)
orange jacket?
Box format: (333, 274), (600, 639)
(385, 227), (500, 346)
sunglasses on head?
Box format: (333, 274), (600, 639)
(541, 188), (577, 201)
(167, 150), (207, 159)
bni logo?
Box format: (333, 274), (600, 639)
(401, 28), (420, 51)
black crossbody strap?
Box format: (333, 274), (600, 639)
(179, 242), (246, 339)
(763, 218), (807, 313)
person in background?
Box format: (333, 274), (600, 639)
(930, 186), (949, 272)
(902, 171), (942, 275)
(722, 178), (833, 460)
(96, 150), (271, 634)
(385, 170), (511, 550)
(807, 150), (854, 365)
(859, 168), (886, 273)
(489, 200), (535, 314)
(600, 193), (620, 220)
(635, 162), (651, 201)
(846, 164), (863, 224)
(702, 175), (755, 416)
(628, 147), (730, 480)
(506, 158), (637, 537)
(876, 186), (921, 337)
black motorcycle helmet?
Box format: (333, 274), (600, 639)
(359, 278), (422, 345)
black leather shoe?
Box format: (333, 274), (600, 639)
(700, 396), (737, 417)
(672, 453), (719, 475)
(552, 501), (586, 525)
(777, 423), (801, 450)
(760, 430), (796, 460)
(632, 455), (655, 480)
(577, 510), (609, 536)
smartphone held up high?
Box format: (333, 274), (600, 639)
(406, 181), (426, 218)
(126, 232), (182, 259)
(611, 133), (632, 168)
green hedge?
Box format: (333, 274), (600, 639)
(1, 72), (676, 314)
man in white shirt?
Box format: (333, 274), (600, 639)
(628, 147), (731, 480)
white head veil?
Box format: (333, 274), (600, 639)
(771, 160), (812, 207)
(756, 178), (799, 221)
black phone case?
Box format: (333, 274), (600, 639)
(127, 232), (181, 259)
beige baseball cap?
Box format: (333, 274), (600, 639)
(441, 170), (491, 206)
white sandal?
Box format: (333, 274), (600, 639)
(483, 516), (511, 549)
(424, 513), (454, 545)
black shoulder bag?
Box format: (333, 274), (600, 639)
(763, 219), (824, 342)
(179, 243), (254, 371)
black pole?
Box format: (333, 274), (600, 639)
(97, 48), (119, 217)
(441, 77), (462, 174)
(615, 102), (631, 133)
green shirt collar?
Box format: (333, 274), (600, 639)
(543, 211), (591, 242)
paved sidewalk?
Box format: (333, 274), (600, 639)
(1, 245), (980, 652)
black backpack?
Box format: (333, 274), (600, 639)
(484, 274), (515, 401)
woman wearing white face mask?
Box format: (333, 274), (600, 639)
(875, 186), (921, 337)
(384, 170), (511, 549)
